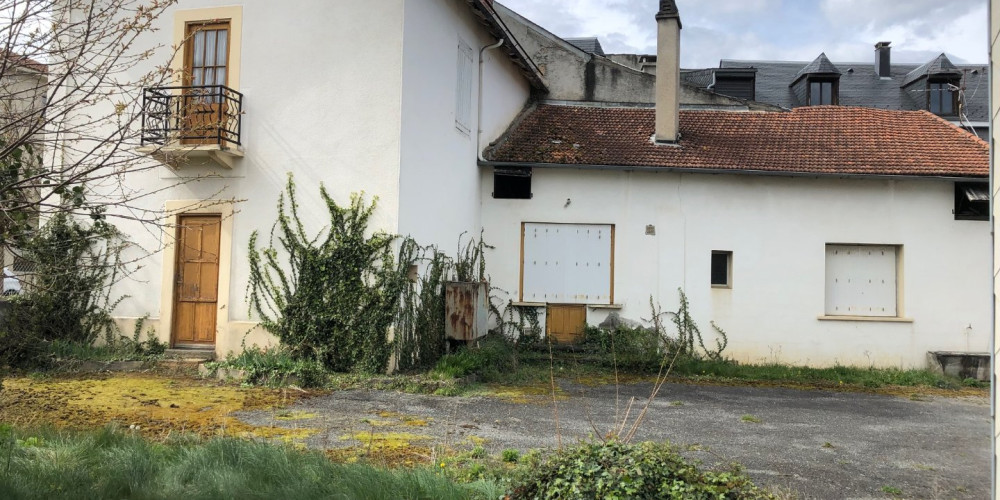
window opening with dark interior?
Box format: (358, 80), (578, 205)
(954, 182), (988, 220)
(493, 167), (532, 199)
(711, 251), (731, 287)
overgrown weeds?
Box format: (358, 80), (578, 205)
(509, 440), (774, 499)
(247, 174), (406, 374)
(0, 213), (128, 369)
(205, 344), (327, 388)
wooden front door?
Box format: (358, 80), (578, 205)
(172, 215), (221, 346)
(182, 21), (230, 145)
(546, 304), (587, 344)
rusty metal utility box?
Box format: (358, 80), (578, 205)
(445, 281), (489, 342)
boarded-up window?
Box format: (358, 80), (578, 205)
(455, 38), (473, 133)
(824, 244), (898, 317)
(521, 223), (613, 304)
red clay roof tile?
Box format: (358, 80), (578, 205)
(485, 104), (988, 178)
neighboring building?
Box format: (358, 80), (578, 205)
(694, 45), (988, 139)
(91, 0), (542, 356)
(493, 2), (782, 111)
(0, 51), (47, 280)
(478, 1), (990, 369)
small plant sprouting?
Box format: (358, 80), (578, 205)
(881, 485), (903, 496)
(501, 448), (520, 463)
(740, 414), (762, 424)
(822, 442), (834, 449)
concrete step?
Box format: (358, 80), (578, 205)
(163, 348), (216, 362)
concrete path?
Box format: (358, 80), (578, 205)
(237, 381), (990, 499)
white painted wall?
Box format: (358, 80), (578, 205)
(91, 0), (408, 353)
(481, 167), (991, 368)
(397, 0), (530, 249)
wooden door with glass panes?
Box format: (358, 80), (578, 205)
(182, 21), (230, 144)
(172, 215), (221, 345)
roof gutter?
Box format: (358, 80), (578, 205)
(478, 159), (987, 181)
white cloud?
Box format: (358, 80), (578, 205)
(497, 0), (987, 67)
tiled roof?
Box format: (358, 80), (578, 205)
(485, 104), (988, 178)
(0, 50), (46, 74)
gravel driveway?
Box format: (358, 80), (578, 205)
(237, 381), (989, 499)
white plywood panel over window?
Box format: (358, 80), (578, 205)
(825, 244), (898, 317)
(522, 223), (613, 304)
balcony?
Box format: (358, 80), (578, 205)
(139, 85), (244, 169)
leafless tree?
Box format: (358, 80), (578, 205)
(0, 0), (180, 258)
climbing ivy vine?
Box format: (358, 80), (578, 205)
(247, 174), (407, 374)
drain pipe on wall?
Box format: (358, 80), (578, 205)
(477, 38), (504, 162)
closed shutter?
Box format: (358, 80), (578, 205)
(824, 244), (897, 317)
(455, 39), (473, 132)
(522, 223), (614, 304)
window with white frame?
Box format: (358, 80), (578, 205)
(824, 244), (899, 317)
(455, 38), (473, 133)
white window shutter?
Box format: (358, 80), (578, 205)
(455, 39), (473, 133)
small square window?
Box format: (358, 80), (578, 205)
(928, 80), (958, 115)
(711, 251), (731, 288)
(493, 167), (532, 199)
(954, 182), (988, 221)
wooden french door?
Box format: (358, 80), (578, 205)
(182, 21), (230, 145)
(546, 304), (587, 343)
(172, 215), (221, 346)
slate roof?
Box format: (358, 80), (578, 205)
(792, 53), (841, 83)
(707, 56), (988, 122)
(901, 53), (962, 87)
(485, 103), (988, 178)
(564, 37), (604, 56)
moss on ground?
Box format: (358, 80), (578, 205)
(0, 373), (317, 443)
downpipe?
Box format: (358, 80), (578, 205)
(477, 38), (504, 162)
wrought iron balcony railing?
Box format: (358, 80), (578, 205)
(141, 85), (242, 147)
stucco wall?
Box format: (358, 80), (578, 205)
(397, 0), (529, 249)
(481, 167), (991, 369)
(94, 0), (407, 355)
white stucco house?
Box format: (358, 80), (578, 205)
(57, 0), (989, 371)
(82, 0), (544, 355)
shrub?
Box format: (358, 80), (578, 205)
(432, 334), (517, 381)
(247, 175), (407, 374)
(206, 345), (327, 388)
(501, 448), (520, 463)
(0, 213), (126, 368)
(510, 440), (774, 499)
(582, 324), (662, 371)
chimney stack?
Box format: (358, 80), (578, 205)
(875, 41), (891, 78)
(654, 0), (681, 144)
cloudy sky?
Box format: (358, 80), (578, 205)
(499, 0), (988, 68)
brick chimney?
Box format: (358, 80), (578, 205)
(875, 41), (891, 78)
(655, 0), (681, 144)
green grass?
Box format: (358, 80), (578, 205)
(434, 348), (981, 393)
(46, 338), (165, 363)
(0, 425), (502, 500)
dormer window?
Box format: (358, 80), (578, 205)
(791, 53), (841, 107)
(808, 78), (838, 106)
(928, 78), (958, 115)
